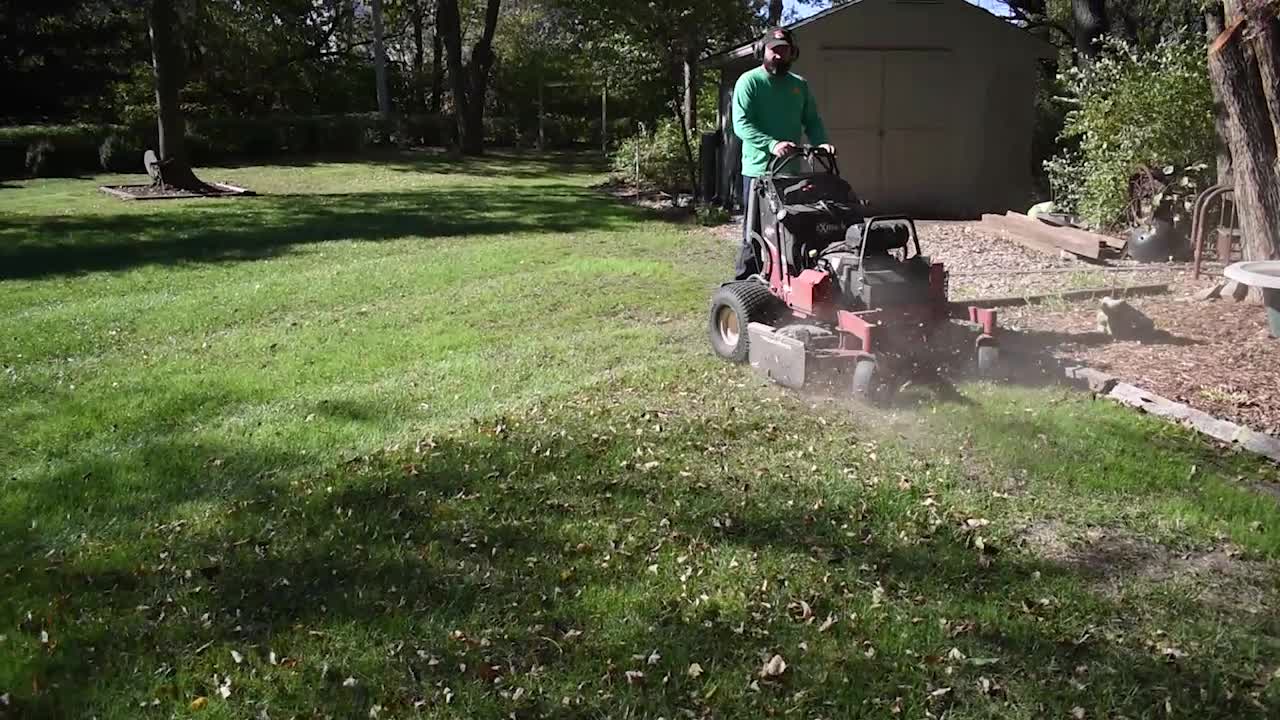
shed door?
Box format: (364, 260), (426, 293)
(880, 49), (958, 214)
(819, 50), (884, 203)
(820, 48), (959, 213)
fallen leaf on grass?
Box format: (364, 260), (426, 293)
(687, 663), (704, 678)
(1072, 708), (1086, 719)
(977, 677), (1004, 696)
(788, 600), (813, 622)
(1161, 647), (1187, 661)
(624, 670), (645, 685)
(819, 615), (838, 632)
(189, 696), (208, 711)
(231, 650), (244, 665)
(760, 654), (787, 678)
(929, 687), (952, 698)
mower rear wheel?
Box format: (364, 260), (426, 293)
(708, 281), (780, 363)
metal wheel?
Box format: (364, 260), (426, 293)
(716, 305), (740, 348)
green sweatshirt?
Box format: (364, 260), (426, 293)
(732, 65), (829, 178)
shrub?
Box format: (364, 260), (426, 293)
(0, 124), (104, 177)
(1045, 31), (1216, 229)
(99, 132), (144, 172)
(25, 139), (57, 177)
(610, 117), (693, 192)
(696, 203), (730, 226)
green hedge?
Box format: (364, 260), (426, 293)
(0, 112), (625, 178)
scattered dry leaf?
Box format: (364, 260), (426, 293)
(189, 697), (208, 711)
(819, 614), (838, 632)
(760, 654), (787, 678)
(688, 663), (704, 678)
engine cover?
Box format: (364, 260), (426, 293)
(830, 256), (934, 310)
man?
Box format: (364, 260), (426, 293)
(732, 26), (835, 280)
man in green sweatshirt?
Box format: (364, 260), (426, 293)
(732, 26), (835, 280)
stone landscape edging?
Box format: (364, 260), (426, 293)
(1055, 363), (1280, 466)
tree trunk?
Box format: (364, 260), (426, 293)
(413, 0), (425, 111)
(371, 0), (392, 137)
(431, 28), (443, 114)
(682, 42), (698, 132)
(147, 0), (210, 192)
(1072, 0), (1108, 61)
(1206, 3), (1234, 186)
(1245, 1), (1280, 161)
(459, 0), (501, 155)
(1208, 12), (1280, 266)
(768, 0), (783, 26)
(437, 0), (469, 153)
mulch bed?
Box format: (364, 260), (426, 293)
(1001, 292), (1280, 437)
(98, 181), (254, 200)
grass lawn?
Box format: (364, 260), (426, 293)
(2, 150), (1279, 719)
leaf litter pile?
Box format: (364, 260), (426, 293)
(3, 374), (1280, 719)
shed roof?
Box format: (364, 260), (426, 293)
(700, 0), (1057, 68)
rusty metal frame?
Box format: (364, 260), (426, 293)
(1190, 183), (1238, 279)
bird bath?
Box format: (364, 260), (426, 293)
(1224, 260), (1280, 338)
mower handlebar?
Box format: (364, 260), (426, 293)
(765, 144), (838, 179)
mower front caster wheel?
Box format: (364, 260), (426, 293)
(851, 359), (879, 399)
(708, 282), (780, 363)
(976, 344), (1001, 378)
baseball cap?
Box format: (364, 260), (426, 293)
(763, 27), (794, 49)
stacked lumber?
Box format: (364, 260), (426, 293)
(979, 212), (1125, 261)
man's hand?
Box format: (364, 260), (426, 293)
(771, 141), (797, 157)
(817, 143), (837, 156)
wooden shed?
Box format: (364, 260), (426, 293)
(702, 0), (1056, 218)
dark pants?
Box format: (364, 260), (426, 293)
(735, 176), (760, 280)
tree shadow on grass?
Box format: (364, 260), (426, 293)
(0, 184), (658, 281)
(4, 398), (1277, 718)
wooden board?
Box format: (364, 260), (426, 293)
(979, 214), (1061, 257)
(1001, 212), (1102, 259)
(948, 283), (1169, 312)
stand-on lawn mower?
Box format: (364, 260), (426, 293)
(708, 146), (1000, 398)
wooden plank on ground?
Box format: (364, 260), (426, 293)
(948, 283), (1169, 312)
(1002, 212), (1102, 259)
(1036, 214), (1128, 249)
(979, 214), (1061, 257)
